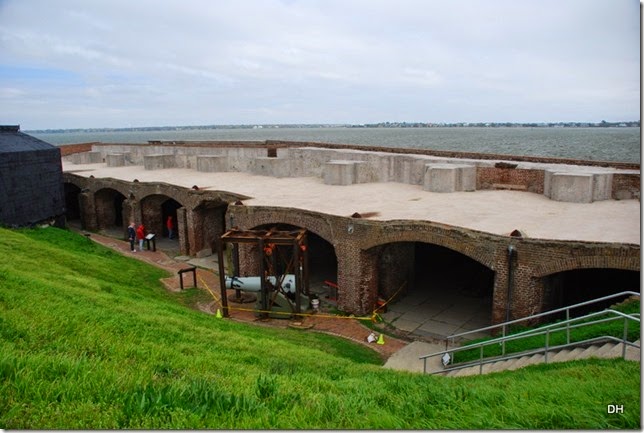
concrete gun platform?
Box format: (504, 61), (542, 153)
(63, 161), (640, 245)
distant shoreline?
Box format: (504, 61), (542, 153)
(24, 121), (641, 134)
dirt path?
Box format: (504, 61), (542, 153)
(83, 231), (408, 361)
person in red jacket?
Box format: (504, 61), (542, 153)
(136, 223), (146, 251)
(166, 216), (174, 239)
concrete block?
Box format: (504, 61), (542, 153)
(196, 155), (228, 172)
(592, 172), (613, 201)
(87, 151), (102, 163)
(459, 165), (476, 191)
(250, 157), (291, 178)
(323, 160), (361, 185)
(351, 161), (369, 183)
(106, 153), (126, 167)
(544, 171), (594, 203)
(423, 164), (476, 192)
(225, 148), (267, 172)
(424, 164), (457, 192)
(143, 154), (175, 170)
(76, 151), (102, 164)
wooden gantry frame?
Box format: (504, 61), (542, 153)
(216, 227), (309, 318)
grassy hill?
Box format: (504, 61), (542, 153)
(0, 227), (639, 429)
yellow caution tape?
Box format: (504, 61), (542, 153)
(198, 276), (382, 323)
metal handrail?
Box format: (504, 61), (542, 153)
(438, 336), (640, 375)
(446, 291), (639, 346)
(420, 308), (640, 374)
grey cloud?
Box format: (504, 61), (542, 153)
(0, 0), (639, 129)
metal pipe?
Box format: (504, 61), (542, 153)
(622, 317), (628, 358)
(293, 241), (302, 317)
(506, 245), (516, 324)
(258, 238), (268, 319)
(232, 240), (241, 299)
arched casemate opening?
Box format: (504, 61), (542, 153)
(63, 183), (82, 224)
(374, 242), (495, 339)
(139, 194), (183, 242)
(542, 268), (640, 317)
(240, 223), (338, 302)
(95, 188), (126, 230)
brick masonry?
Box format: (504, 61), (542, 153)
(62, 142), (640, 326)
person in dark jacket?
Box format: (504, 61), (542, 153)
(127, 222), (136, 252)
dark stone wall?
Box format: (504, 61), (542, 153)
(0, 148), (65, 227)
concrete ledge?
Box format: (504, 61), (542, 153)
(423, 164), (476, 192)
(250, 157), (291, 178)
(196, 155), (228, 172)
(106, 153), (128, 167)
(144, 154), (176, 170)
(323, 160), (364, 185)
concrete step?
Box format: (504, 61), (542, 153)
(604, 340), (641, 361)
(594, 342), (618, 356)
(482, 358), (515, 373)
(567, 347), (586, 358)
(548, 348), (571, 362)
(574, 344), (604, 361)
(440, 341), (640, 377)
(510, 354), (542, 370)
(445, 365), (480, 377)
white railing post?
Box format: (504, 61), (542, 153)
(622, 317), (629, 359)
(502, 324), (506, 356)
(479, 346), (484, 374)
(566, 308), (570, 344)
(545, 329), (550, 363)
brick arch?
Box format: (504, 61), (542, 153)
(360, 224), (499, 270)
(133, 188), (187, 211)
(233, 208), (336, 246)
(95, 186), (127, 197)
(90, 179), (132, 199)
(63, 175), (131, 200)
(533, 255), (640, 278)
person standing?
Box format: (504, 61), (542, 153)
(127, 222), (136, 252)
(136, 223), (146, 252)
(166, 215), (174, 239)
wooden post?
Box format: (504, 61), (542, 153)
(216, 238), (229, 317)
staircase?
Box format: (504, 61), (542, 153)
(441, 339), (640, 377)
(420, 296), (641, 376)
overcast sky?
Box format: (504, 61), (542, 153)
(0, 0), (640, 129)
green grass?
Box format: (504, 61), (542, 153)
(453, 299), (640, 364)
(0, 227), (640, 429)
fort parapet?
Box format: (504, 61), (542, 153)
(61, 140), (640, 331)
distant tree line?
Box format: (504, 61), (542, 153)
(27, 120), (639, 134)
(354, 120), (640, 128)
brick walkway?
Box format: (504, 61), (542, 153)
(84, 232), (408, 361)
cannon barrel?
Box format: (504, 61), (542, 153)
(225, 274), (296, 293)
